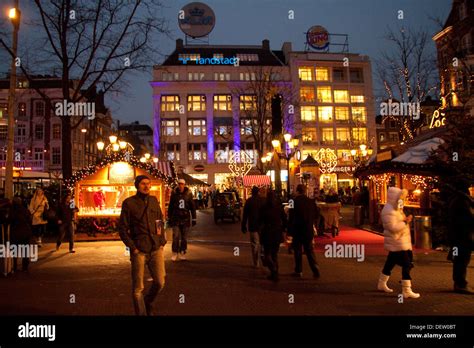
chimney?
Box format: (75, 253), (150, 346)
(176, 39), (184, 50)
(262, 39), (270, 50)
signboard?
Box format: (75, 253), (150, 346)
(429, 109), (446, 129)
(377, 151), (392, 162)
(306, 25), (330, 50)
(333, 166), (356, 173)
(108, 162), (135, 184)
(194, 164), (205, 172)
(178, 2), (216, 38)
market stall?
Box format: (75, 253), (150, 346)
(66, 153), (176, 237)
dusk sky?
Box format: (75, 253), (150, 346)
(1, 0), (452, 126)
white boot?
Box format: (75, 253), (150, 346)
(377, 273), (393, 293)
(171, 253), (179, 262)
(402, 280), (420, 299)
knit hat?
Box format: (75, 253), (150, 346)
(134, 175), (150, 189)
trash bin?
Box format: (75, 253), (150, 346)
(414, 216), (432, 249)
(353, 206), (363, 226)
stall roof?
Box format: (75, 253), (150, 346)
(242, 175), (271, 187)
(392, 138), (444, 164)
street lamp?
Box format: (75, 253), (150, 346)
(271, 133), (300, 199)
(5, 2), (21, 199)
(96, 141), (105, 151)
(351, 144), (370, 166)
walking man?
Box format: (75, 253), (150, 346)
(119, 175), (166, 315)
(447, 179), (474, 294)
(168, 179), (196, 261)
(288, 184), (320, 278)
(241, 186), (264, 267)
(56, 193), (79, 253)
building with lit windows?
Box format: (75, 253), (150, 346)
(285, 43), (377, 190)
(152, 39), (376, 190)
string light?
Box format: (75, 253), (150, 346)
(401, 174), (437, 190)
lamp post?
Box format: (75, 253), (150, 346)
(350, 144), (369, 167)
(96, 135), (134, 162)
(5, 2), (21, 199)
(271, 133), (299, 199)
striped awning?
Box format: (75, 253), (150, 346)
(242, 175), (272, 187)
(154, 161), (175, 179)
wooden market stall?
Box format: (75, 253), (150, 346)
(66, 153), (177, 236)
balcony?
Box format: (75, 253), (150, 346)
(0, 160), (45, 171)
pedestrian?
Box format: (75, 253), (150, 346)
(56, 193), (79, 253)
(288, 184), (321, 278)
(241, 186), (264, 268)
(168, 178), (196, 261)
(325, 188), (340, 203)
(0, 189), (10, 244)
(361, 186), (370, 220)
(447, 179), (474, 294)
(259, 190), (287, 281)
(377, 187), (420, 299)
(204, 190), (209, 208)
(28, 188), (49, 247)
(197, 190), (203, 209)
(9, 197), (33, 272)
(118, 175), (166, 316)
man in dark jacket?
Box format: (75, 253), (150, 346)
(241, 186), (264, 267)
(168, 179), (196, 261)
(9, 197), (33, 272)
(288, 184), (320, 278)
(447, 179), (474, 294)
(119, 175), (166, 315)
(56, 193), (79, 253)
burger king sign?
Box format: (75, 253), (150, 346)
(306, 25), (330, 50)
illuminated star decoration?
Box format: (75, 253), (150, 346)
(315, 148), (338, 174)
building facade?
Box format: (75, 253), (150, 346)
(151, 39), (376, 190)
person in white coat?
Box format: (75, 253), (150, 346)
(28, 188), (49, 247)
(377, 187), (420, 299)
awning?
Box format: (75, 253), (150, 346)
(154, 161), (175, 178)
(242, 175), (271, 187)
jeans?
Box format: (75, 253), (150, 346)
(263, 243), (279, 276)
(32, 224), (46, 239)
(452, 245), (472, 288)
(172, 225), (189, 254)
(382, 250), (413, 280)
(249, 231), (261, 267)
(57, 222), (74, 251)
(293, 239), (319, 275)
(131, 247), (165, 316)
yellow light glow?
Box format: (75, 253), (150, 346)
(267, 152), (273, 158)
(97, 141), (105, 151)
(119, 141), (127, 149)
(81, 128), (87, 133)
(8, 8), (17, 19)
(153, 157), (159, 163)
(112, 143), (120, 152)
(144, 153), (151, 160)
(350, 149), (357, 156)
(359, 144), (367, 151)
(110, 162), (131, 175)
(289, 142), (294, 149)
(109, 135), (118, 144)
(261, 157), (267, 163)
(140, 157), (146, 163)
(284, 133), (292, 143)
(292, 138), (299, 147)
(413, 189), (421, 195)
(272, 139), (280, 149)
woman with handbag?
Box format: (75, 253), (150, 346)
(28, 188), (49, 247)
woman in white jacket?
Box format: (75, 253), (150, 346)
(28, 188), (49, 246)
(377, 187), (420, 299)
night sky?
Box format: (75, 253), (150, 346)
(1, 0), (451, 126)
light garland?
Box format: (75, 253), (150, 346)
(401, 174), (437, 190)
(65, 153), (178, 198)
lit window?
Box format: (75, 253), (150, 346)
(239, 95), (257, 111)
(161, 120), (180, 136)
(336, 128), (350, 142)
(351, 95), (365, 103)
(214, 95), (232, 111)
(352, 128), (367, 142)
(0, 103), (7, 118)
(187, 119), (206, 136)
(352, 107), (367, 123)
(215, 125), (232, 136)
(302, 128), (317, 144)
(161, 95), (180, 112)
(335, 107), (349, 122)
(179, 53), (200, 62)
(334, 90), (349, 103)
(315, 67), (329, 81)
(167, 144), (180, 161)
(298, 67), (313, 81)
(301, 106), (316, 121)
(318, 106), (333, 122)
(337, 149), (352, 161)
(317, 86), (332, 103)
(188, 143), (207, 162)
(321, 128), (334, 144)
(188, 72), (205, 81)
(188, 95), (206, 111)
(236, 53), (259, 62)
(240, 119), (255, 135)
(213, 53), (224, 59)
(300, 86), (315, 103)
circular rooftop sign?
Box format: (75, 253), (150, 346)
(178, 2), (216, 38)
(306, 25), (329, 50)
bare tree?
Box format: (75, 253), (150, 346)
(224, 66), (296, 173)
(0, 0), (170, 179)
(376, 26), (439, 141)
